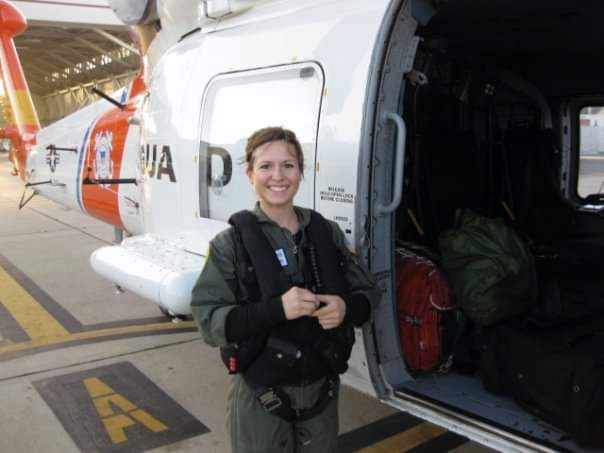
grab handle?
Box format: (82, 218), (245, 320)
(376, 112), (407, 215)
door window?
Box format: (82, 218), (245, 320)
(578, 106), (604, 200)
(199, 63), (324, 220)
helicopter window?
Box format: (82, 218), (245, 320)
(578, 105), (604, 202)
(198, 62), (324, 221)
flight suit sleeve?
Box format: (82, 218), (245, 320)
(190, 229), (239, 347)
(329, 221), (381, 325)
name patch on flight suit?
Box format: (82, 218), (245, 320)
(275, 248), (288, 267)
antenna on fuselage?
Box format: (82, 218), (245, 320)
(91, 87), (126, 110)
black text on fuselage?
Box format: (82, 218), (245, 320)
(141, 144), (176, 182)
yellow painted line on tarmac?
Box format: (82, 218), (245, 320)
(0, 266), (69, 340)
(356, 422), (446, 453)
(0, 321), (195, 355)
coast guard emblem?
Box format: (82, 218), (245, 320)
(92, 131), (114, 186)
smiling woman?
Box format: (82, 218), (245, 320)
(190, 127), (379, 453)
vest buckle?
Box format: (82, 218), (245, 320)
(257, 388), (283, 413)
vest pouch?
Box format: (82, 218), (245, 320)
(244, 336), (301, 386)
(313, 325), (355, 375)
(220, 335), (266, 374)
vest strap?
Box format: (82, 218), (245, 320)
(253, 377), (338, 422)
(229, 210), (292, 300)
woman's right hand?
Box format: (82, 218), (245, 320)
(281, 286), (318, 320)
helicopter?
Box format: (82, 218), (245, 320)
(3, 1), (604, 451)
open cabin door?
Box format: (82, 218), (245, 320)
(365, 0), (432, 392)
(365, 0), (604, 450)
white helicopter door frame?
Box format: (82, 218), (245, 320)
(199, 62), (325, 221)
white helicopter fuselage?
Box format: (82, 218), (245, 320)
(127, 0), (391, 394)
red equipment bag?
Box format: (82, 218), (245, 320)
(396, 247), (456, 373)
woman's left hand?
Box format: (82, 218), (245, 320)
(313, 295), (346, 330)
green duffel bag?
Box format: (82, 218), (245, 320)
(438, 209), (537, 326)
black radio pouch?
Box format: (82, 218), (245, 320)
(243, 336), (301, 386)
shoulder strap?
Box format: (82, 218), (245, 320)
(229, 210), (291, 301)
(304, 211), (349, 295)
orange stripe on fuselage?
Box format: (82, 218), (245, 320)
(81, 105), (135, 229)
(128, 73), (146, 100)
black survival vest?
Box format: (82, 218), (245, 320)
(220, 209), (355, 387)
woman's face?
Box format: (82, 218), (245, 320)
(246, 140), (302, 210)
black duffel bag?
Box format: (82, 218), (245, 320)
(481, 320), (604, 447)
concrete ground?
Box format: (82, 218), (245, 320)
(0, 154), (493, 453)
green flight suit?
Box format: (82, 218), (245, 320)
(191, 204), (379, 453)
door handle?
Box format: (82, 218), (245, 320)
(376, 111), (407, 215)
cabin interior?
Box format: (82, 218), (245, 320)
(378, 1), (604, 450)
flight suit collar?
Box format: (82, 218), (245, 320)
(252, 202), (311, 229)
